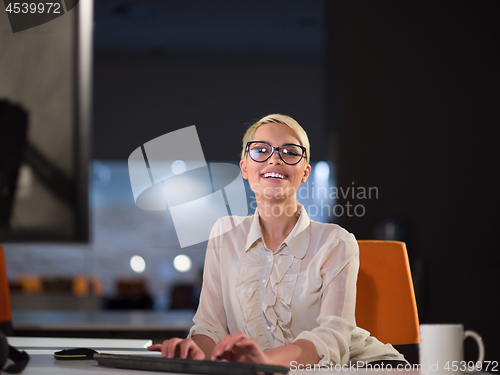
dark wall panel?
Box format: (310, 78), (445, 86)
(92, 58), (325, 162)
(329, 0), (499, 361)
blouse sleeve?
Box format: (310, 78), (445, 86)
(293, 233), (359, 365)
(186, 220), (229, 344)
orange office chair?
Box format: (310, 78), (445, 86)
(356, 240), (419, 363)
(0, 246), (13, 335)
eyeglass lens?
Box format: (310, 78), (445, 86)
(248, 142), (304, 165)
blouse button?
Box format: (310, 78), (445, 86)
(262, 279), (266, 283)
(266, 326), (271, 331)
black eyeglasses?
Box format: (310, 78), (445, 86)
(246, 141), (306, 165)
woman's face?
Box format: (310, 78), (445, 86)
(240, 122), (311, 202)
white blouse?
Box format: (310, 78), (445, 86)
(188, 204), (405, 365)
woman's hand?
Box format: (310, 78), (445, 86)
(148, 337), (205, 360)
(210, 332), (268, 364)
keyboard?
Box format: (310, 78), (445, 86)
(94, 353), (289, 375)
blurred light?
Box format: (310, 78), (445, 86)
(171, 160), (187, 175)
(314, 161), (330, 180)
(173, 254), (192, 272)
(130, 255), (146, 273)
(94, 161), (111, 184)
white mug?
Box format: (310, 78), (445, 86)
(419, 324), (485, 375)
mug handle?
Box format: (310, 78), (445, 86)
(464, 330), (485, 369)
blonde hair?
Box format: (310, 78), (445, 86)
(240, 114), (310, 163)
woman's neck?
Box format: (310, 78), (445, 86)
(256, 198), (300, 252)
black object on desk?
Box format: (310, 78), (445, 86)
(0, 332), (30, 373)
(54, 347), (98, 360)
(95, 353), (290, 375)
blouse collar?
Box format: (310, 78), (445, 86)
(244, 203), (311, 259)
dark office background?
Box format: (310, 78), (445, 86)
(329, 1), (499, 363)
(91, 0), (499, 362)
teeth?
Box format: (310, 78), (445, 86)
(263, 172), (286, 179)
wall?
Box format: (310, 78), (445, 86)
(329, 1), (499, 361)
(92, 57), (326, 161)
(91, 0), (327, 161)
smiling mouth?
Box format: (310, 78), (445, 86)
(261, 172), (288, 180)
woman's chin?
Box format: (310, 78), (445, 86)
(260, 187), (297, 201)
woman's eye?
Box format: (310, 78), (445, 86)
(283, 149), (298, 156)
(254, 147), (269, 154)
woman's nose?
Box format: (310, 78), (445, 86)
(268, 148), (282, 164)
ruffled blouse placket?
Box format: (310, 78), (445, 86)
(235, 240), (302, 351)
(263, 246), (301, 347)
(235, 242), (271, 350)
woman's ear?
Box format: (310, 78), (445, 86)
(240, 159), (248, 180)
(301, 164), (312, 183)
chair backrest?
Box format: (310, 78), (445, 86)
(0, 246), (13, 334)
(355, 240), (419, 345)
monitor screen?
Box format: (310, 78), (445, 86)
(0, 1), (93, 242)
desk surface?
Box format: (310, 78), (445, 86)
(8, 354), (423, 375)
(6, 337), (422, 375)
(7, 337), (426, 375)
(12, 310), (196, 331)
(7, 337), (158, 375)
(17, 354), (151, 375)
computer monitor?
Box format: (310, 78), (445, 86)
(0, 1), (93, 242)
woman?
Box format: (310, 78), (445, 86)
(148, 114), (405, 367)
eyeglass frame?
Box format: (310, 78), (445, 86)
(245, 141), (307, 165)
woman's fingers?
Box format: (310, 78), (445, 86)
(147, 340), (180, 357)
(149, 334), (262, 363)
(235, 337), (258, 350)
(178, 340), (191, 359)
(178, 338), (205, 360)
(147, 338), (203, 359)
(147, 344), (162, 352)
(211, 332), (248, 360)
(234, 338), (267, 363)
